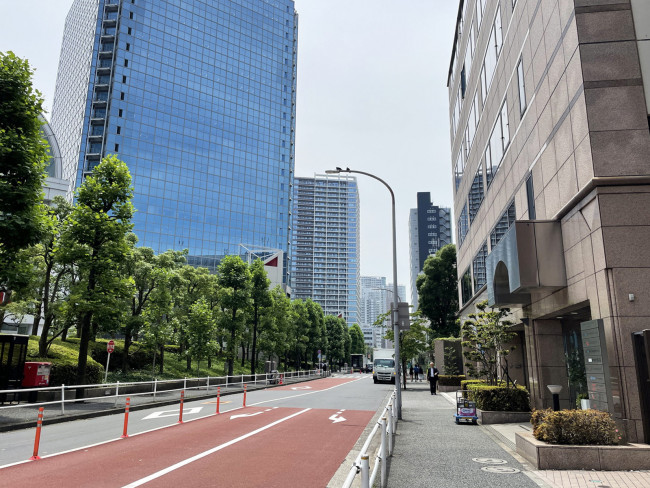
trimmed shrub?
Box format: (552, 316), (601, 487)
(26, 338), (103, 386)
(533, 408), (620, 445)
(460, 379), (486, 391)
(438, 374), (465, 387)
(467, 384), (530, 412)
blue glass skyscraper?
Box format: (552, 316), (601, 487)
(52, 0), (297, 285)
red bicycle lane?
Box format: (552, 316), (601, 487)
(1, 405), (373, 487)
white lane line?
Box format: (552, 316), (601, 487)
(121, 408), (311, 488)
(249, 375), (367, 407)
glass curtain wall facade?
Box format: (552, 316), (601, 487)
(52, 0), (297, 280)
(408, 192), (452, 309)
(291, 175), (360, 327)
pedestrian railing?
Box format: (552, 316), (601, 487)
(0, 369), (326, 423)
(342, 388), (397, 488)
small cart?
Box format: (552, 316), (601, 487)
(454, 390), (478, 424)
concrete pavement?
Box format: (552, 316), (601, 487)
(384, 381), (650, 488)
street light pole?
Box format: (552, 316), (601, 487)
(325, 167), (402, 419)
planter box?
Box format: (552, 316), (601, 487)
(439, 385), (461, 392)
(516, 431), (650, 470)
(478, 409), (531, 424)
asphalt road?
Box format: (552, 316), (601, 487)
(0, 373), (389, 487)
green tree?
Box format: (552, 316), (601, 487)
(349, 324), (365, 355)
(0, 51), (48, 296)
(187, 298), (216, 374)
(58, 155), (134, 384)
(416, 244), (459, 338)
(460, 300), (515, 386)
(290, 299), (310, 369)
(217, 255), (250, 376)
(141, 265), (177, 376)
(121, 247), (186, 371)
(305, 299), (325, 365)
(257, 286), (292, 370)
(324, 315), (346, 368)
(384, 310), (430, 388)
(248, 259), (270, 374)
(174, 264), (212, 370)
(33, 197), (74, 355)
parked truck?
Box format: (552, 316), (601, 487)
(372, 348), (396, 384)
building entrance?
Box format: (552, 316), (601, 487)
(633, 331), (650, 443)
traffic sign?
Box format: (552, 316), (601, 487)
(107, 340), (115, 353)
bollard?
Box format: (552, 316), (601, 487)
(216, 387), (221, 414)
(243, 384), (247, 407)
(153, 378), (157, 400)
(387, 403), (394, 456)
(30, 407), (44, 460)
(360, 454), (370, 488)
(280, 373), (283, 385)
(380, 416), (387, 487)
(122, 397), (131, 438)
(178, 390), (185, 423)
(115, 381), (120, 407)
(61, 384), (65, 415)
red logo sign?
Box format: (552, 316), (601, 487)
(107, 340), (115, 353)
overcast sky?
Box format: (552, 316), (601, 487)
(0, 0), (459, 302)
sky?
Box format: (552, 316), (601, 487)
(0, 0), (459, 302)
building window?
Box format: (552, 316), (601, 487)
(460, 267), (473, 305)
(469, 164), (484, 223)
(455, 146), (464, 191)
(526, 173), (536, 220)
(472, 242), (488, 291)
(490, 201), (516, 249)
(458, 203), (469, 247)
(481, 6), (503, 102)
(485, 99), (510, 187)
(517, 57), (527, 116)
(461, 65), (467, 99)
(476, 0), (485, 32)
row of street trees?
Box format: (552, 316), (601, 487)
(0, 52), (365, 384)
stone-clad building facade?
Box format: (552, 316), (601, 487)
(448, 0), (650, 442)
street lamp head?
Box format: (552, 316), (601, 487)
(325, 169), (340, 174)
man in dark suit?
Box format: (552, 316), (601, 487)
(426, 362), (439, 395)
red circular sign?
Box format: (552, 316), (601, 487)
(107, 340), (115, 353)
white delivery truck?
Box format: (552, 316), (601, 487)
(372, 348), (396, 384)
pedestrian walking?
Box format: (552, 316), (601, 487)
(409, 365), (414, 382)
(427, 362), (439, 394)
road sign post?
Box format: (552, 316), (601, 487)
(104, 340), (115, 383)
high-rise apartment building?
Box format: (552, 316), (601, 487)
(51, 0), (297, 285)
(449, 0), (650, 442)
(408, 192), (452, 309)
(291, 174), (360, 326)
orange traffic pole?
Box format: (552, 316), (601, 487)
(121, 397), (131, 438)
(279, 374), (283, 385)
(178, 390), (185, 423)
(30, 407), (44, 460)
(243, 384), (247, 407)
(216, 387), (221, 414)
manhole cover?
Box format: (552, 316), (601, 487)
(472, 458), (508, 464)
(481, 466), (521, 474)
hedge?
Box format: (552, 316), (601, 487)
(438, 375), (465, 387)
(467, 384), (530, 412)
(460, 379), (486, 391)
(26, 339), (103, 386)
(532, 408), (620, 445)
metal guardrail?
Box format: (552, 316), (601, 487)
(0, 369), (324, 422)
(342, 388), (397, 488)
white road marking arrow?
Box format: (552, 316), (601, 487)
(142, 407), (202, 420)
(230, 412), (264, 420)
(329, 413), (346, 424)
(290, 386), (312, 390)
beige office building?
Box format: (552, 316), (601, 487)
(448, 0), (650, 442)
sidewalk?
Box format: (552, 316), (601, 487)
(385, 381), (650, 488)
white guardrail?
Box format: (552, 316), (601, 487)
(342, 388), (397, 488)
(0, 370), (323, 418)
